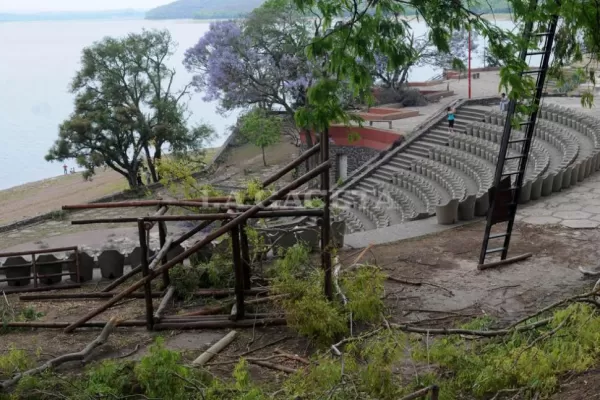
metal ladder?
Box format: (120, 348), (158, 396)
(478, 7), (560, 268)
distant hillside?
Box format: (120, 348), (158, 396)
(145, 0), (511, 20)
(146, 0), (265, 20)
(0, 9), (145, 22)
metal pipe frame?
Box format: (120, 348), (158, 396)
(64, 160), (330, 333)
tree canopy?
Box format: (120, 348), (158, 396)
(238, 108), (282, 166)
(46, 29), (214, 189)
(183, 0), (314, 116)
(290, 0), (600, 130)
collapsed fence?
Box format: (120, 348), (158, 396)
(0, 246), (82, 295)
(0, 137), (333, 333)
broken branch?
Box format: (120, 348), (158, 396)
(0, 317), (119, 390)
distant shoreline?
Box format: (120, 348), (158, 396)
(1, 11), (515, 24)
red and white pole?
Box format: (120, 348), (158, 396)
(468, 29), (472, 99)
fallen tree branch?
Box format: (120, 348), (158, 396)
(238, 336), (290, 357)
(154, 286), (175, 320)
(513, 313), (572, 367)
(248, 359), (297, 374)
(400, 385), (440, 400)
(192, 330), (238, 367)
(181, 294), (289, 317)
(0, 317), (119, 390)
(387, 276), (454, 296)
(510, 286), (600, 328)
(115, 344), (141, 360)
(274, 349), (310, 365)
(391, 318), (551, 338)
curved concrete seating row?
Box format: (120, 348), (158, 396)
(340, 208), (365, 233)
(485, 106), (600, 201)
(540, 104), (600, 177)
(389, 169), (441, 215)
(427, 145), (493, 216)
(542, 104), (600, 148)
(343, 192), (391, 228)
(371, 180), (426, 220)
(447, 132), (521, 173)
(486, 108), (594, 189)
(466, 123), (552, 180)
(408, 157), (478, 223)
(410, 158), (467, 202)
(485, 110), (579, 171)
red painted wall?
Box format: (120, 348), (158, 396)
(301, 125), (404, 151)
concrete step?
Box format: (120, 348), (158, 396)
(405, 144), (431, 157)
(421, 136), (447, 146)
(387, 157), (411, 169)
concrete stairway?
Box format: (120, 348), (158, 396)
(337, 103), (600, 233)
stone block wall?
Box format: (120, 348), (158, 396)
(296, 144), (381, 186)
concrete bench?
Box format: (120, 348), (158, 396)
(368, 120), (393, 129)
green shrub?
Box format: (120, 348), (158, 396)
(84, 360), (135, 397)
(412, 303), (600, 398)
(341, 266), (385, 323)
(0, 347), (34, 378)
(134, 337), (191, 400)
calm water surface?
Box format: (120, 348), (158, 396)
(0, 19), (514, 190)
(0, 19), (239, 190)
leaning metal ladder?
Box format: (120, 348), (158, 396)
(478, 2), (560, 268)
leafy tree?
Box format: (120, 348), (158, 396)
(370, 33), (437, 91)
(433, 29), (480, 72)
(238, 108), (282, 166)
(183, 0), (335, 148)
(291, 0), (600, 132)
(46, 29), (214, 189)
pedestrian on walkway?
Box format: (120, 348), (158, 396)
(447, 106), (456, 134)
(499, 93), (509, 112)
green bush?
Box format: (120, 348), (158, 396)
(84, 360), (135, 398)
(412, 303), (600, 398)
(134, 337), (191, 400)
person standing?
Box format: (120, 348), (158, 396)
(63, 164), (68, 175)
(447, 106), (456, 134)
(499, 93), (509, 112)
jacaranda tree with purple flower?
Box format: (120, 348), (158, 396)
(183, 0), (334, 147)
(183, 4), (314, 114)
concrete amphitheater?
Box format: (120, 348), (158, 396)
(333, 97), (600, 235)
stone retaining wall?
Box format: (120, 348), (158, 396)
(0, 221), (345, 288)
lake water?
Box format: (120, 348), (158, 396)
(0, 18), (514, 190)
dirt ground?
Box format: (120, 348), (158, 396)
(0, 169), (127, 226)
(0, 139), (299, 228)
(2, 220), (600, 398)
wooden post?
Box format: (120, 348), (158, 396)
(320, 128), (333, 300)
(158, 220), (170, 288)
(239, 222), (251, 290)
(74, 248), (81, 283)
(230, 224), (245, 320)
(137, 219), (154, 331)
(431, 385), (440, 400)
(31, 253), (38, 288)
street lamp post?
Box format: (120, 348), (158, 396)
(468, 29), (472, 99)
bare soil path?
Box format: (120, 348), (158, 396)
(2, 220), (599, 399)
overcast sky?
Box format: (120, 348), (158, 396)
(0, 0), (170, 13)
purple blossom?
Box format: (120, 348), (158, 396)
(183, 20), (315, 113)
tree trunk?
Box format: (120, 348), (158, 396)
(153, 147), (162, 182)
(144, 145), (159, 183)
(127, 170), (138, 190)
(262, 147), (267, 166)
